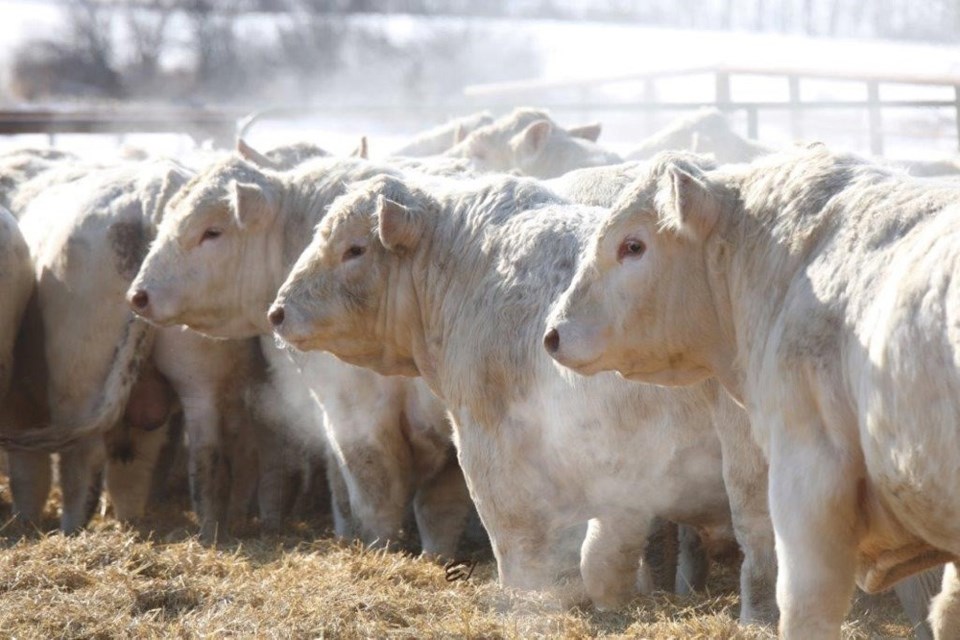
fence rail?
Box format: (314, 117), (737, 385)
(0, 108), (241, 146)
(2, 62), (960, 158)
(463, 64), (960, 156)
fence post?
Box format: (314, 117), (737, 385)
(746, 106), (759, 140)
(579, 86), (590, 130)
(643, 77), (657, 134)
(867, 80), (883, 156)
(788, 74), (803, 141)
(955, 86), (960, 153)
(715, 71), (731, 110)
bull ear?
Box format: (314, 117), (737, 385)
(514, 119), (553, 161)
(662, 164), (721, 239)
(236, 139), (280, 170)
(377, 196), (422, 252)
(232, 180), (279, 229)
(567, 122), (602, 142)
(142, 165), (190, 224)
(350, 136), (369, 159)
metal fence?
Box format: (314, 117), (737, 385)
(461, 64), (960, 156)
(2, 64), (960, 156)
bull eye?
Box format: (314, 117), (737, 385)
(200, 228), (222, 245)
(617, 238), (646, 261)
(342, 245), (366, 262)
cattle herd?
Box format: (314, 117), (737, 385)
(0, 107), (958, 639)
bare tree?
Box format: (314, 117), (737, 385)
(125, 0), (176, 92)
(274, 0), (345, 101)
(182, 0), (246, 95)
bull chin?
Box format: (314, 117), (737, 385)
(274, 332), (321, 353)
(131, 308), (177, 328)
(273, 324), (347, 354)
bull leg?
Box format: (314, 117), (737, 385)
(254, 429), (293, 532)
(58, 434), (106, 534)
(734, 515), (779, 626)
(7, 450), (51, 528)
(105, 421), (169, 522)
(714, 402), (779, 624)
(581, 512), (654, 609)
(771, 435), (858, 640)
(337, 438), (415, 548)
(224, 417), (259, 529)
(413, 454), (472, 559)
(931, 562), (960, 640)
(189, 442), (228, 543)
(324, 403), (416, 548)
(182, 399), (228, 544)
(644, 519), (678, 593)
(894, 566), (942, 640)
(148, 412), (186, 507)
(293, 446), (329, 520)
(456, 427), (582, 599)
(325, 447), (356, 539)
(252, 417), (300, 533)
(489, 516), (586, 604)
(676, 525), (710, 594)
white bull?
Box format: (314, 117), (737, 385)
(0, 162), (186, 531)
(0, 204), (34, 490)
(0, 206), (32, 408)
(625, 108), (773, 164)
(389, 111), (494, 157)
(445, 107), (622, 178)
(0, 160), (282, 539)
(543, 146), (960, 638)
(127, 154), (473, 558)
(268, 172), (777, 623)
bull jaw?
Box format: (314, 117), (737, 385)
(271, 315), (340, 353)
(272, 330), (402, 374)
(272, 330), (322, 353)
(547, 350), (606, 377)
(129, 305), (179, 328)
(616, 363), (714, 387)
(187, 317), (263, 341)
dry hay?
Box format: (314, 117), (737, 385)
(0, 473), (916, 639)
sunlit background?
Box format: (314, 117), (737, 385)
(1, 0), (959, 161)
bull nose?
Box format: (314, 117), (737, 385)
(130, 289), (149, 310)
(543, 328), (560, 354)
(268, 305), (285, 327)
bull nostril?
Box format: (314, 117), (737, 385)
(543, 328), (560, 354)
(268, 305), (285, 327)
(130, 289), (149, 310)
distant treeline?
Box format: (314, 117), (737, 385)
(8, 0), (541, 104)
(241, 0), (960, 43)
(9, 0), (956, 104)
(80, 0), (960, 43)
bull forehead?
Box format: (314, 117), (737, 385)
(325, 188), (381, 232)
(324, 209), (375, 249)
(596, 202), (655, 247)
(164, 158), (264, 221)
(161, 195), (230, 242)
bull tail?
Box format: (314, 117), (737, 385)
(0, 317), (155, 452)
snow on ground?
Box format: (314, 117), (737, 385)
(0, 3), (958, 160)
